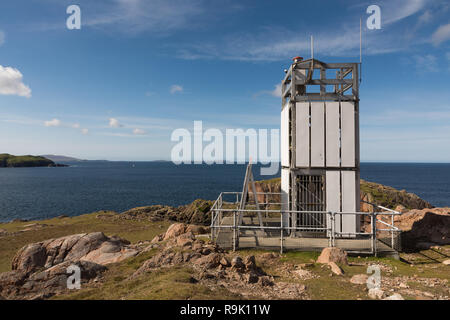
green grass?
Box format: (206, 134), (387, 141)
(55, 251), (240, 300)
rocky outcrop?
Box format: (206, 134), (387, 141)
(360, 180), (433, 211)
(1, 232), (139, 299)
(138, 223), (308, 299)
(117, 199), (214, 225)
(393, 208), (450, 249)
(11, 232), (138, 274)
(0, 260), (106, 300)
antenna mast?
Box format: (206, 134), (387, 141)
(359, 18), (362, 83)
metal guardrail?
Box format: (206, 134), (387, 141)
(210, 192), (401, 256)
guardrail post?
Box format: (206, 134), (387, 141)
(280, 212), (284, 254)
(329, 212), (334, 247)
(372, 212), (377, 257)
(233, 211), (237, 251)
(391, 214), (394, 249)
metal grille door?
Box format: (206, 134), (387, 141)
(296, 175), (326, 231)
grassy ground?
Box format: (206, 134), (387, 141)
(1, 215), (448, 300)
(0, 211), (171, 273)
(56, 249), (240, 300)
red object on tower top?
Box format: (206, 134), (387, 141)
(293, 56), (303, 62)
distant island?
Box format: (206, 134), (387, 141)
(0, 154), (67, 168)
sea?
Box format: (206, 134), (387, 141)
(0, 162), (449, 222)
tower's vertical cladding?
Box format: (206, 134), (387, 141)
(281, 57), (360, 236)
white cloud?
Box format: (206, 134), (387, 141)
(178, 22), (418, 62)
(44, 119), (61, 127)
(254, 83), (282, 98)
(133, 128), (146, 135)
(381, 0), (429, 25)
(170, 85), (183, 94)
(108, 118), (122, 128)
(177, 0), (433, 62)
(271, 84), (282, 98)
(0, 65), (31, 98)
(81, 128), (89, 135)
(72, 123), (80, 129)
(431, 23), (450, 46)
(417, 10), (432, 25)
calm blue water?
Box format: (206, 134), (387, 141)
(0, 162), (449, 222)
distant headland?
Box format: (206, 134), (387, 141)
(0, 154), (67, 168)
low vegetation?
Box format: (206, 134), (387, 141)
(0, 153), (55, 167)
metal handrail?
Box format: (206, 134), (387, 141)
(210, 191), (403, 255)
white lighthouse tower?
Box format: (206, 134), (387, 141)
(280, 57), (360, 236)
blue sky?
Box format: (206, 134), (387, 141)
(0, 0), (449, 161)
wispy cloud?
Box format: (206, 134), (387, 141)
(44, 118), (61, 127)
(412, 54), (438, 72)
(254, 84), (282, 99)
(108, 117), (123, 128)
(170, 85), (183, 94)
(381, 0), (429, 25)
(0, 65), (31, 98)
(417, 10), (432, 25)
(81, 0), (205, 35)
(177, 0), (434, 62)
(431, 23), (450, 46)
(133, 128), (146, 135)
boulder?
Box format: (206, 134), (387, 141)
(368, 288), (385, 299)
(245, 272), (259, 284)
(81, 243), (139, 265)
(163, 223), (188, 240)
(151, 234), (163, 243)
(328, 262), (344, 275)
(0, 260), (106, 300)
(220, 257), (230, 267)
(396, 208), (450, 248)
(11, 232), (136, 274)
(383, 293), (404, 300)
(258, 276), (274, 287)
(442, 259), (450, 265)
(12, 243), (47, 274)
(192, 253), (221, 269)
(186, 225), (209, 235)
(231, 256), (245, 270)
(244, 256), (257, 271)
(350, 274), (368, 285)
(317, 247), (348, 265)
